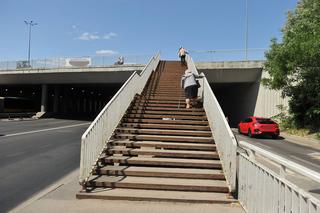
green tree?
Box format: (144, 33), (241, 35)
(264, 0), (320, 129)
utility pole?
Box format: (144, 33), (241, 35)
(24, 20), (38, 67)
(245, 0), (248, 60)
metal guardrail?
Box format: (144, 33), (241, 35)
(0, 54), (152, 71)
(186, 54), (237, 192)
(79, 52), (160, 185)
(190, 49), (266, 62)
(238, 141), (320, 213)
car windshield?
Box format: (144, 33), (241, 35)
(256, 118), (276, 124)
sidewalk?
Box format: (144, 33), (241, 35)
(281, 132), (320, 150)
(12, 170), (244, 213)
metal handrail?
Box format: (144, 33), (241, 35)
(79, 52), (160, 185)
(239, 140), (320, 183)
(186, 54), (237, 192)
(238, 140), (320, 212)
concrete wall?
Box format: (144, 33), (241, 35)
(196, 61), (288, 124)
(253, 70), (289, 118)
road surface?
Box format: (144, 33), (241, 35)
(0, 119), (89, 212)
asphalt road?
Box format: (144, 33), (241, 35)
(0, 119), (89, 212)
(233, 130), (320, 173)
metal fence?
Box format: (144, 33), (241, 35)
(0, 54), (152, 71)
(238, 141), (320, 213)
(79, 52), (160, 185)
(186, 54), (238, 192)
(190, 48), (267, 62)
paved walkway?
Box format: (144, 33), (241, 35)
(12, 170), (244, 213)
(281, 132), (320, 149)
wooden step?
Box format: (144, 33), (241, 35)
(132, 103), (189, 108)
(122, 118), (209, 126)
(124, 114), (207, 121)
(101, 156), (222, 169)
(120, 123), (210, 131)
(77, 188), (236, 204)
(113, 134), (214, 143)
(129, 106), (205, 112)
(127, 110), (205, 116)
(86, 176), (229, 192)
(116, 128), (211, 137)
(105, 147), (219, 159)
(135, 99), (186, 104)
(110, 140), (216, 151)
(93, 166), (225, 179)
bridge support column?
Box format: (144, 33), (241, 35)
(53, 87), (60, 113)
(41, 84), (48, 112)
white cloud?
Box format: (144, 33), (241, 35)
(77, 32), (100, 40)
(96, 49), (118, 55)
(103, 32), (117, 39)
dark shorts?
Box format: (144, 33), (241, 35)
(185, 85), (198, 99)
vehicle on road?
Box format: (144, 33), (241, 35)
(238, 116), (280, 139)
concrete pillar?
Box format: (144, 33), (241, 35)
(41, 84), (48, 112)
(83, 98), (87, 113)
(53, 87), (59, 113)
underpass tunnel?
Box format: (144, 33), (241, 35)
(210, 82), (261, 128)
(0, 84), (122, 120)
(47, 84), (122, 119)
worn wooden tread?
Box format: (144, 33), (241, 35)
(94, 166), (225, 179)
(116, 128), (211, 137)
(109, 140), (216, 150)
(125, 114), (207, 120)
(101, 156), (222, 168)
(77, 188), (237, 204)
(86, 176), (229, 192)
(113, 133), (214, 143)
(120, 123), (210, 131)
(129, 106), (205, 112)
(105, 147), (219, 159)
(127, 110), (205, 116)
(123, 118), (209, 125)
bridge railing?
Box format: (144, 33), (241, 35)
(186, 54), (237, 192)
(190, 48), (266, 62)
(79, 52), (160, 185)
(238, 141), (320, 212)
(0, 54), (151, 71)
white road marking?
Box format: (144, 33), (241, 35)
(289, 155), (320, 169)
(6, 151), (27, 158)
(1, 123), (90, 138)
(307, 152), (320, 160)
(308, 152), (320, 156)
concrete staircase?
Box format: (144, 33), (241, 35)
(77, 61), (236, 203)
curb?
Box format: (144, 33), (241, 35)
(10, 169), (79, 213)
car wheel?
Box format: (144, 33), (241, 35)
(272, 134), (278, 139)
(248, 129), (253, 138)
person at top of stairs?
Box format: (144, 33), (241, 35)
(178, 46), (188, 66)
(181, 69), (201, 109)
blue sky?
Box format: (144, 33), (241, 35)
(0, 0), (298, 61)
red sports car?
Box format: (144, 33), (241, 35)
(238, 116), (280, 139)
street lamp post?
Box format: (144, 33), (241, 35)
(24, 20), (38, 67)
(245, 0), (248, 60)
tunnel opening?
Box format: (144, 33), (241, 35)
(210, 82), (260, 128)
(0, 84), (122, 120)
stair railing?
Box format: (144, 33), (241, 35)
(186, 54), (237, 192)
(79, 52), (160, 186)
(238, 141), (320, 212)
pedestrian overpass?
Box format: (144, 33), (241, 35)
(0, 54), (319, 212)
(75, 54), (319, 212)
(0, 58), (285, 125)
